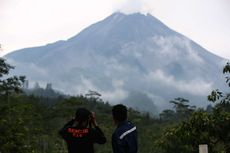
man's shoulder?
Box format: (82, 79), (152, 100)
(119, 121), (135, 129)
(114, 121), (136, 139)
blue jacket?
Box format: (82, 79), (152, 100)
(112, 121), (138, 153)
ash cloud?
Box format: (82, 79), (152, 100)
(115, 0), (153, 15)
(144, 69), (213, 96)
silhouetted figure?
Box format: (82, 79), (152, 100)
(112, 104), (138, 153)
(59, 108), (106, 153)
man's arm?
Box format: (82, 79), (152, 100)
(112, 133), (127, 153)
(113, 125), (138, 153)
(92, 126), (106, 144)
(124, 132), (138, 153)
(90, 112), (106, 144)
(59, 119), (75, 140)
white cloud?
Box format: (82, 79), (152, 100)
(68, 76), (128, 103)
(101, 79), (128, 103)
(152, 36), (204, 64)
(6, 58), (49, 78)
(112, 79), (124, 88)
(72, 76), (99, 95)
(101, 88), (128, 104)
(145, 69), (213, 96)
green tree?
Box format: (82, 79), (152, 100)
(159, 109), (176, 121)
(0, 58), (33, 153)
(0, 58), (25, 99)
(208, 62), (230, 112)
(170, 97), (196, 121)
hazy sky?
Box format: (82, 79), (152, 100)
(0, 0), (230, 59)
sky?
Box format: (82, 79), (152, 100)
(0, 0), (230, 59)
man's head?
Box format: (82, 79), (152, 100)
(75, 108), (91, 124)
(112, 104), (127, 124)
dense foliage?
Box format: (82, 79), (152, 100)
(0, 58), (229, 153)
(0, 58), (25, 98)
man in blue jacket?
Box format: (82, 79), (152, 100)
(112, 104), (138, 153)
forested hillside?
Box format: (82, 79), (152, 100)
(0, 58), (229, 153)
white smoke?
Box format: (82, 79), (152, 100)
(115, 0), (153, 15)
(144, 69), (213, 96)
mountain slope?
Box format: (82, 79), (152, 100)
(5, 12), (227, 111)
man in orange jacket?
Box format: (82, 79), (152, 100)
(59, 108), (106, 153)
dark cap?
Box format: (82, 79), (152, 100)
(75, 108), (91, 122)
